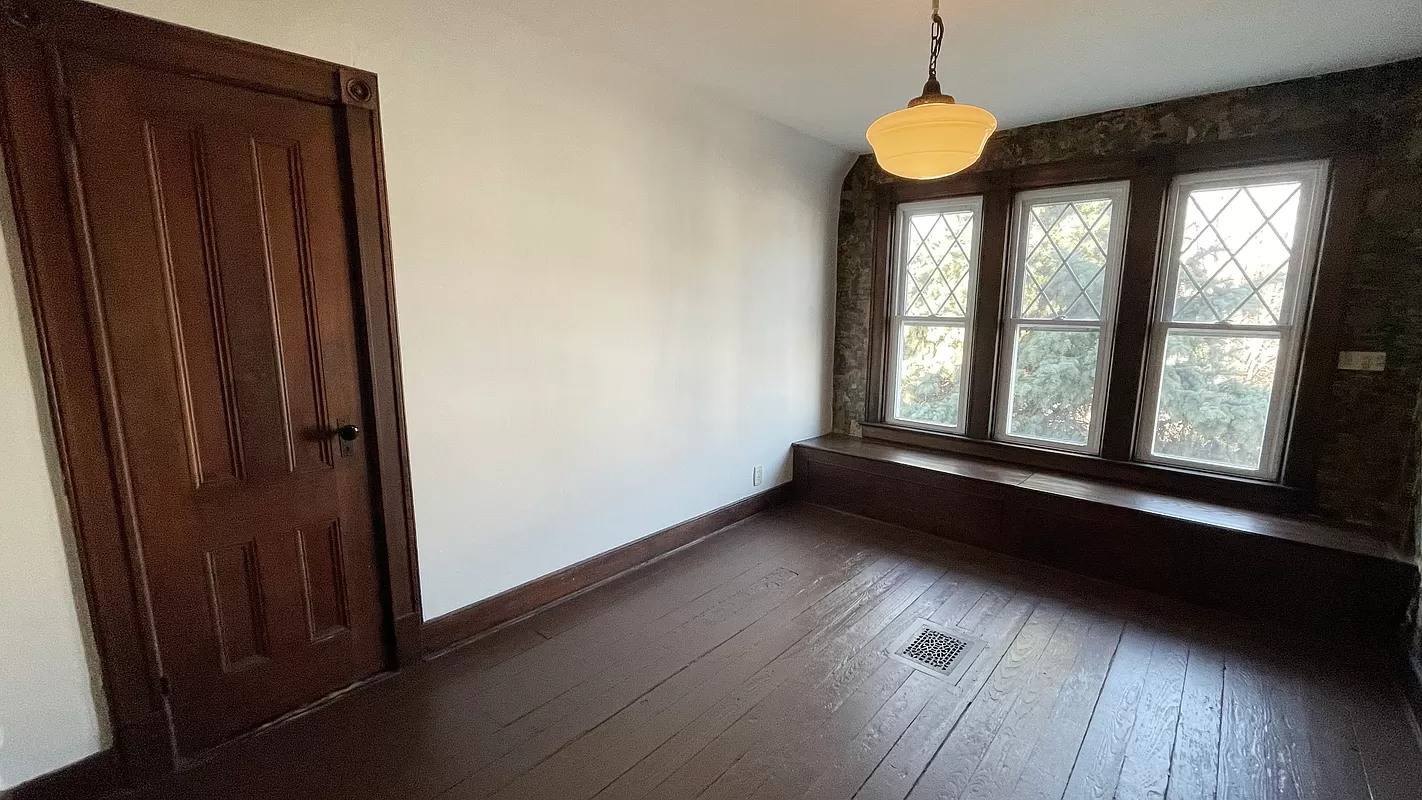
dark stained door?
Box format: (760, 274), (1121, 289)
(63, 50), (387, 754)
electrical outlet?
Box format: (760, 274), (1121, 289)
(752, 465), (764, 487)
(1338, 351), (1386, 372)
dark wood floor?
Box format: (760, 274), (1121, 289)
(124, 503), (1422, 800)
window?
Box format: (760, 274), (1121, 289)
(888, 197), (983, 432)
(997, 183), (1130, 453)
(1138, 162), (1328, 478)
(869, 142), (1352, 493)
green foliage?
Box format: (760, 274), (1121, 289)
(1021, 200), (1112, 320)
(896, 325), (964, 426)
(1153, 333), (1277, 469)
(895, 194), (1283, 467)
(1172, 184), (1297, 326)
(1006, 329), (1100, 444)
(1002, 325), (1277, 468)
(1151, 206), (1285, 469)
(905, 212), (974, 317)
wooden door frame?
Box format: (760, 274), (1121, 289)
(0, 0), (422, 782)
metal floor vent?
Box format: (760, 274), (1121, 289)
(889, 620), (984, 683)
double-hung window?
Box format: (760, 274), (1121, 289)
(1138, 162), (1328, 478)
(996, 183), (1130, 453)
(888, 197), (983, 433)
(874, 144), (1348, 494)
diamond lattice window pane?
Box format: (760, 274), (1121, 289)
(903, 211), (975, 318)
(1171, 181), (1302, 325)
(1018, 199), (1114, 320)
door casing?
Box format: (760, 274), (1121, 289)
(0, 0), (421, 784)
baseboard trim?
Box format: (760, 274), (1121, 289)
(421, 482), (794, 655)
(3, 748), (124, 800)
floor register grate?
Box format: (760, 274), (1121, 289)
(889, 620), (984, 683)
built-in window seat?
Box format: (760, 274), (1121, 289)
(793, 434), (1417, 638)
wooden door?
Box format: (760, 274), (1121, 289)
(62, 50), (387, 754)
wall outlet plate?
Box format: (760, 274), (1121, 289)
(752, 465), (763, 487)
(1338, 351), (1386, 372)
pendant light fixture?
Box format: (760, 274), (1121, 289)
(866, 0), (996, 180)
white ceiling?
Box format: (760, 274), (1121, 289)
(482, 0), (1422, 152)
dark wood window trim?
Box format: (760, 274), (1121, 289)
(0, 0), (420, 786)
(865, 127), (1375, 511)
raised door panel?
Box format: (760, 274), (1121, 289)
(252, 138), (335, 475)
(296, 520), (351, 643)
(204, 540), (270, 673)
(144, 122), (244, 488)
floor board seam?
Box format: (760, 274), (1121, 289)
(1058, 618), (1129, 800)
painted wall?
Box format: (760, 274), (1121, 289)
(0, 0), (849, 786)
(0, 165), (108, 788)
(832, 58), (1422, 543)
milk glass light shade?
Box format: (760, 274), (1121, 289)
(867, 100), (997, 180)
(869, 0), (996, 181)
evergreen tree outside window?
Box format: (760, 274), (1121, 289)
(1138, 162), (1328, 478)
(875, 153), (1342, 488)
(889, 197), (984, 432)
(996, 183), (1130, 453)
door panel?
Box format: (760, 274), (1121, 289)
(297, 519), (351, 642)
(252, 137), (337, 475)
(144, 121), (244, 488)
(64, 49), (386, 754)
(205, 541), (270, 672)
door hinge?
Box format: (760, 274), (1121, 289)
(158, 675), (172, 697)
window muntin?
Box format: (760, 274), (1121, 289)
(1138, 161), (1328, 478)
(889, 197), (983, 432)
(995, 182), (1130, 453)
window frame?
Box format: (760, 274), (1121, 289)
(1136, 161), (1330, 480)
(886, 196), (986, 434)
(994, 181), (1132, 454)
(862, 130), (1372, 510)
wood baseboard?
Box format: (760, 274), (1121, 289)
(421, 483), (794, 655)
(3, 749), (124, 800)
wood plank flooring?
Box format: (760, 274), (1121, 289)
(122, 503), (1422, 800)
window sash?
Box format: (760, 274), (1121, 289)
(888, 196), (984, 433)
(1136, 161), (1329, 479)
(994, 182), (1131, 454)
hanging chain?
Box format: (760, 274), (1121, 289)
(928, 0), (944, 81)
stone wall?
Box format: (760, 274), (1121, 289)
(1410, 574), (1421, 705)
(832, 58), (1422, 545)
(1411, 459), (1422, 706)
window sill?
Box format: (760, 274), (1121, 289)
(859, 421), (1305, 514)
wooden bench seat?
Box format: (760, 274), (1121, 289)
(793, 434), (1417, 638)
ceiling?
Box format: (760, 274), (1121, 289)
(482, 0), (1422, 152)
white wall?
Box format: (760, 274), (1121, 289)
(364, 6), (849, 618)
(0, 0), (849, 785)
(0, 164), (108, 788)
